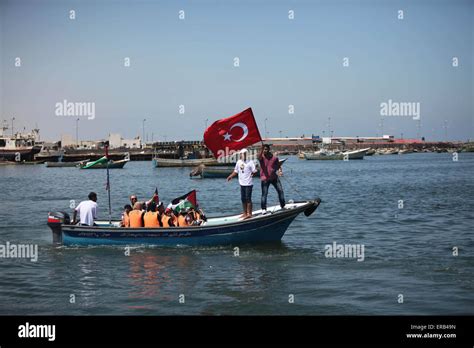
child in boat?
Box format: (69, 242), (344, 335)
(187, 207), (204, 226)
(143, 202), (161, 228)
(157, 202), (165, 226)
(121, 204), (132, 227)
(195, 207), (207, 222)
(177, 210), (189, 227)
(128, 202), (145, 227)
(162, 208), (177, 228)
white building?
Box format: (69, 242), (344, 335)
(108, 133), (141, 149)
(61, 134), (75, 147)
(61, 134), (103, 149)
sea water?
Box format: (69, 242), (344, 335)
(0, 153), (472, 315)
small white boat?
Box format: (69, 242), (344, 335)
(398, 149), (413, 155)
(304, 148), (368, 160)
(45, 159), (89, 168)
(343, 148), (370, 160)
(365, 148), (376, 156)
(152, 157), (234, 167)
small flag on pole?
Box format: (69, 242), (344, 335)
(153, 187), (159, 204)
(169, 190), (198, 213)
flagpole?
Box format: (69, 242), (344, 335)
(105, 142), (112, 224)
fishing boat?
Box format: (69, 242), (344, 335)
(0, 125), (42, 161)
(78, 158), (129, 169)
(377, 148), (398, 155)
(0, 159), (44, 165)
(189, 165), (246, 179)
(303, 149), (339, 160)
(303, 148), (369, 160)
(152, 157), (235, 167)
(365, 148), (376, 156)
(398, 148), (413, 155)
(343, 148), (370, 159)
(45, 159), (89, 168)
(47, 199), (321, 246)
(190, 158), (287, 179)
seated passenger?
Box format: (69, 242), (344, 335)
(177, 211), (189, 227)
(195, 207), (207, 222)
(130, 194), (154, 212)
(144, 202), (160, 228)
(162, 208), (177, 228)
(188, 207), (206, 224)
(157, 202), (165, 226)
(128, 202), (144, 228)
(121, 204), (132, 227)
(185, 210), (197, 226)
(130, 195), (138, 206)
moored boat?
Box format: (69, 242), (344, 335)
(79, 158), (129, 169)
(0, 125), (42, 161)
(152, 157), (235, 167)
(304, 148), (369, 160)
(47, 199), (321, 246)
(380, 148), (399, 155)
(398, 148), (413, 154)
(365, 148), (376, 156)
(190, 165), (251, 179)
(45, 159), (89, 168)
(190, 158), (286, 179)
(303, 149), (341, 160)
(344, 148), (370, 159)
(0, 159), (44, 165)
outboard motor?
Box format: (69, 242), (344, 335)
(47, 212), (70, 245)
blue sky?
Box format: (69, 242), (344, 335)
(1, 0), (472, 141)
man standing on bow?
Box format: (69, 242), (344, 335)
(258, 144), (285, 214)
(226, 148), (257, 219)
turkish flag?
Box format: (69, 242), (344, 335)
(204, 108), (262, 158)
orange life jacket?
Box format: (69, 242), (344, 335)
(122, 212), (130, 227)
(177, 215), (188, 227)
(162, 215), (173, 228)
(170, 216), (177, 227)
(158, 213), (165, 227)
(129, 210), (144, 228)
(144, 211), (160, 228)
(162, 215), (177, 228)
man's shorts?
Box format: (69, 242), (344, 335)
(240, 185), (253, 203)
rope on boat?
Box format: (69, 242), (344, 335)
(279, 167), (307, 202)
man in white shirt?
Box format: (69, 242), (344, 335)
(73, 192), (98, 226)
(226, 148), (257, 219)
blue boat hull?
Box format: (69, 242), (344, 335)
(63, 216), (294, 246)
(48, 200), (321, 247)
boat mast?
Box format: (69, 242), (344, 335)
(105, 142), (112, 224)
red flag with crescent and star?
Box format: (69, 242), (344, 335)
(203, 107), (262, 158)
